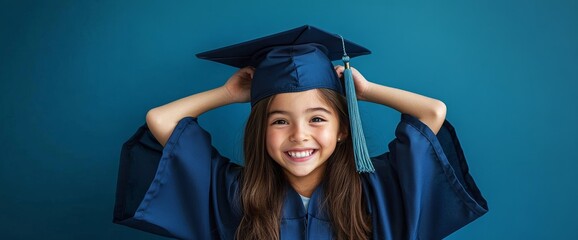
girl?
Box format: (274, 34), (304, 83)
(113, 25), (487, 240)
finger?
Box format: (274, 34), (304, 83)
(244, 71), (254, 80)
(241, 66), (255, 78)
(334, 65), (344, 72)
(241, 66), (254, 72)
(245, 69), (254, 79)
(336, 72), (343, 78)
(333, 65), (344, 78)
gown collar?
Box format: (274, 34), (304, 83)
(283, 183), (330, 221)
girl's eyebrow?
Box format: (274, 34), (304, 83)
(268, 107), (332, 116)
(306, 107), (332, 114)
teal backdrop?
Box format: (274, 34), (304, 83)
(1, 0), (577, 239)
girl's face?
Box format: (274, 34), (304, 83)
(266, 89), (344, 184)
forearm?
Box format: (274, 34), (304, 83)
(362, 82), (446, 134)
(146, 86), (234, 146)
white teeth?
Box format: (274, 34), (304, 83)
(288, 150), (314, 158)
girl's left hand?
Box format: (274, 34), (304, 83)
(334, 65), (372, 101)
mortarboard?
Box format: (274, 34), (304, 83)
(196, 25), (375, 172)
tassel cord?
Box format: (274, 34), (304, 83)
(342, 55), (375, 173)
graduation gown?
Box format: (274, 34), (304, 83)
(113, 114), (488, 239)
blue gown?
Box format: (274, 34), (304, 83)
(113, 114), (488, 239)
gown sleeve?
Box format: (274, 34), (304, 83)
(379, 114), (488, 239)
(113, 117), (242, 240)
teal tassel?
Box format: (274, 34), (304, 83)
(342, 55), (375, 173)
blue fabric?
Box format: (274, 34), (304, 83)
(113, 114), (488, 239)
(248, 43), (344, 106)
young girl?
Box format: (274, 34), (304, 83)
(113, 25), (487, 240)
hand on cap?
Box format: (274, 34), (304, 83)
(223, 66), (254, 103)
(334, 65), (371, 101)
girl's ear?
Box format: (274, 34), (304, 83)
(338, 128), (349, 142)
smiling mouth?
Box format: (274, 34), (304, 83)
(286, 149), (316, 159)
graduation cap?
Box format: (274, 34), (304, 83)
(196, 25), (375, 172)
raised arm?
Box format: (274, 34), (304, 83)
(146, 67), (254, 146)
(335, 66), (446, 134)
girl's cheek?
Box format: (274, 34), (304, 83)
(266, 129), (284, 146)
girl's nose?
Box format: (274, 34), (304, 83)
(289, 124), (309, 142)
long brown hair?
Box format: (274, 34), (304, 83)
(236, 89), (371, 240)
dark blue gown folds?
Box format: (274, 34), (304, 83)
(113, 114), (488, 239)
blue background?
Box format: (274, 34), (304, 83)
(1, 0), (577, 239)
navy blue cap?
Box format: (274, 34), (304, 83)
(196, 25), (371, 106)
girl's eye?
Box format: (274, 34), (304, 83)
(311, 117), (326, 123)
(272, 119), (288, 125)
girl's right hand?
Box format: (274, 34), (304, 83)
(334, 65), (372, 101)
(222, 66), (255, 103)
